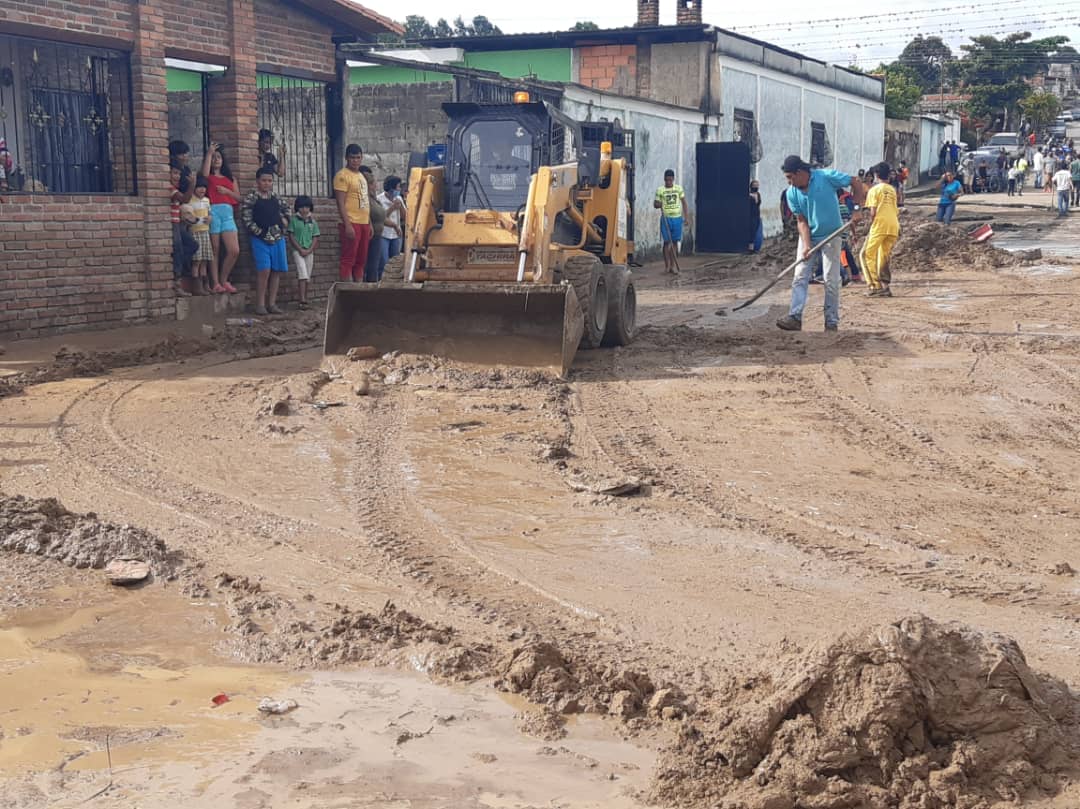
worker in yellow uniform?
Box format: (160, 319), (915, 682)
(860, 162), (900, 298)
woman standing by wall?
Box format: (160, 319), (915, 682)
(200, 143), (242, 293)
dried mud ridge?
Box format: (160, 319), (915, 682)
(652, 615), (1080, 809)
(7, 493), (1080, 809)
(0, 310), (324, 399)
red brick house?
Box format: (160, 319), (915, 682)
(0, 0), (399, 339)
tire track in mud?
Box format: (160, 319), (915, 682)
(47, 359), (687, 690)
(572, 355), (1069, 614)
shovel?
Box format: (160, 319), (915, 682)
(733, 221), (853, 311)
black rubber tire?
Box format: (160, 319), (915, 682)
(601, 265), (636, 347)
(562, 254), (608, 349)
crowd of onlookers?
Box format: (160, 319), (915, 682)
(169, 134), (406, 315)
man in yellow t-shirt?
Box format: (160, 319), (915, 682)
(333, 143), (371, 282)
(654, 169), (689, 273)
(860, 162), (900, 297)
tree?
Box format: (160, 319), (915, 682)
(896, 35), (953, 93)
(403, 15), (433, 39)
(878, 63), (922, 120)
(956, 32), (1071, 128)
(571, 21), (600, 31)
(403, 14), (502, 39)
(1019, 90), (1061, 129)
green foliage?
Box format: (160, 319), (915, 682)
(571, 21), (600, 31)
(896, 35), (953, 93)
(403, 14), (502, 39)
(879, 63), (922, 120)
(958, 33), (1070, 126)
(1019, 90), (1061, 128)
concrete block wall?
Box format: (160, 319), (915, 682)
(345, 82), (454, 180)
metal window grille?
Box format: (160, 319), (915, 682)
(256, 73), (331, 199)
(0, 34), (136, 194)
(733, 108), (763, 164)
(810, 121), (833, 167)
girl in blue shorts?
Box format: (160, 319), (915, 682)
(201, 143), (242, 294)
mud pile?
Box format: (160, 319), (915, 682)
(652, 615), (1080, 809)
(0, 336), (211, 399)
(0, 493), (183, 576)
(890, 222), (1020, 274)
(217, 309), (324, 357)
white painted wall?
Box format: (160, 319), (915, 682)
(562, 86), (721, 258)
(717, 57), (885, 238)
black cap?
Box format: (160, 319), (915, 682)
(782, 155), (811, 173)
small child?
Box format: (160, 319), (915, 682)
(1007, 163), (1018, 196)
(286, 195), (321, 309)
(182, 177), (213, 295)
(170, 165), (195, 296)
(241, 167), (291, 316)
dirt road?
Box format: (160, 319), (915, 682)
(2, 200), (1080, 807)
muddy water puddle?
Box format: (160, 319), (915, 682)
(1, 572), (653, 807)
(0, 580), (296, 777)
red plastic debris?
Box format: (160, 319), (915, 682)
(211, 693), (230, 707)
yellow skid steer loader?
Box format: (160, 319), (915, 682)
(324, 97), (637, 375)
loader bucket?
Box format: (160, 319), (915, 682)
(324, 282), (585, 375)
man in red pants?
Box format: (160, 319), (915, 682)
(333, 143), (372, 282)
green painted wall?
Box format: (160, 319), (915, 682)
(166, 68), (202, 93)
(348, 65), (454, 85)
(347, 47), (572, 86)
(463, 49), (571, 82)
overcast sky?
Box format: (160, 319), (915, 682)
(375, 0), (1080, 68)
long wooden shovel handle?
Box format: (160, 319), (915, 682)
(732, 221), (853, 311)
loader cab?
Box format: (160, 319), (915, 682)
(441, 101), (600, 213)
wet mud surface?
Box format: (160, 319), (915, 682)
(3, 204), (1080, 807)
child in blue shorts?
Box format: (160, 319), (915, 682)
(241, 167), (291, 315)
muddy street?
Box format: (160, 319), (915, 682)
(3, 202), (1080, 808)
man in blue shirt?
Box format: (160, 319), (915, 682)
(776, 155), (867, 332)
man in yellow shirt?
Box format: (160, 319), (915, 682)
(861, 162), (900, 297)
(333, 143), (371, 282)
(654, 169), (690, 274)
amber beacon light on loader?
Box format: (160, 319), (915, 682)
(324, 96), (638, 375)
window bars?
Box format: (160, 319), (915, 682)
(0, 34), (135, 194)
(256, 73), (331, 198)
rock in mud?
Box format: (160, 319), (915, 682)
(104, 558), (151, 585)
(345, 346), (379, 361)
(257, 697), (299, 715)
(651, 615), (1080, 809)
(516, 708), (568, 741)
(354, 373), (371, 396)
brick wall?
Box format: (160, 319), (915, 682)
(0, 0), (366, 341)
(0, 0), (135, 44)
(577, 44), (636, 94)
(0, 198), (171, 338)
(163, 0), (230, 59)
(254, 0), (335, 78)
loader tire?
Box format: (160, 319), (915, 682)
(563, 254), (608, 349)
(381, 253), (406, 283)
(601, 265), (636, 347)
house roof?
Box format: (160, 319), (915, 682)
(411, 23), (713, 51)
(292, 0), (402, 37)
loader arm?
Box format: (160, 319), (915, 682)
(518, 163), (579, 284)
(404, 165), (445, 282)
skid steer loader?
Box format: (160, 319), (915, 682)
(323, 97), (637, 375)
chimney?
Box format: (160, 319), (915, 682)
(637, 0), (659, 26)
(676, 0), (702, 25)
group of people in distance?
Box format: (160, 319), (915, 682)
(168, 135), (406, 316)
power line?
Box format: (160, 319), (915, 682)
(726, 0), (1058, 32)
(754, 16), (1077, 47)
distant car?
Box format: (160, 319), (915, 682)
(984, 132), (1026, 158)
(1058, 111), (1075, 122)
